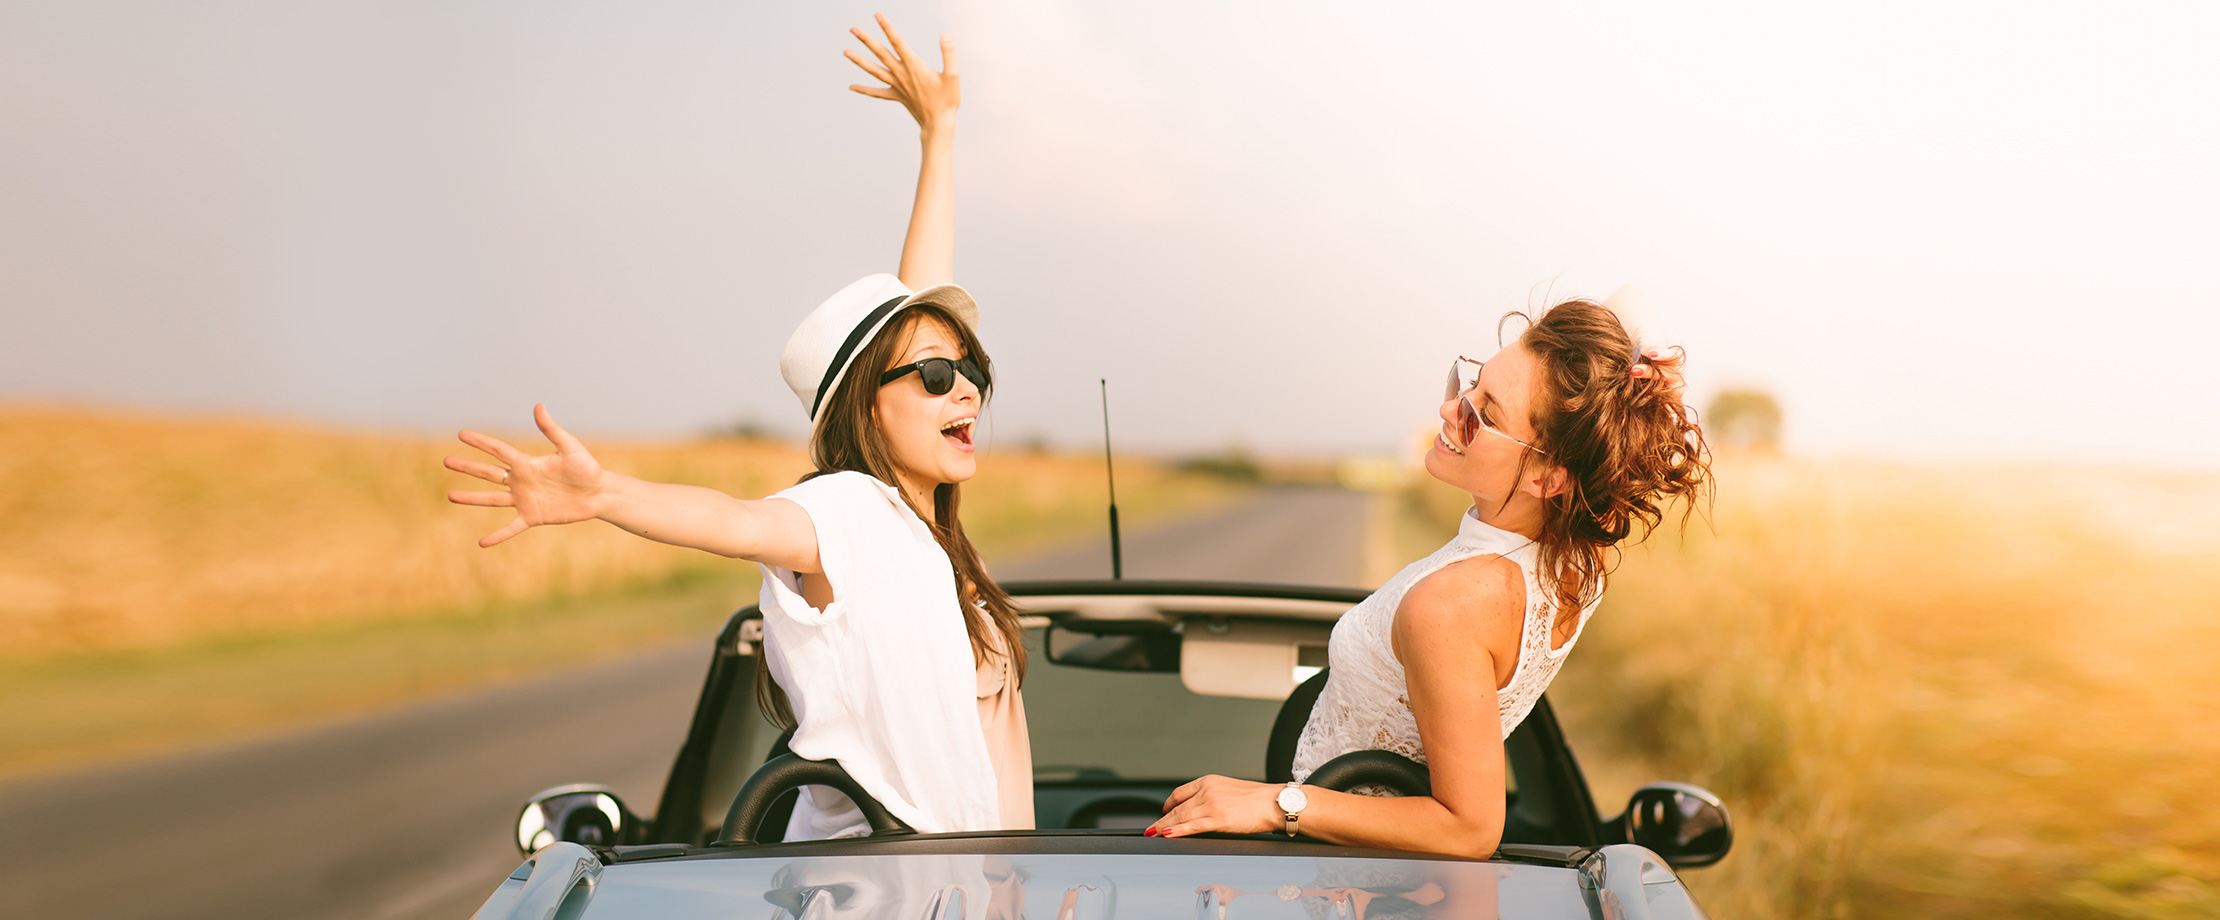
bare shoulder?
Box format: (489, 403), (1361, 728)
(1393, 555), (1525, 652)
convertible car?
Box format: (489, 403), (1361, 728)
(473, 580), (1732, 919)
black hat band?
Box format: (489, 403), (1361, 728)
(809, 295), (910, 421)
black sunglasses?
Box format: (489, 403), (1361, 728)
(878, 356), (989, 395)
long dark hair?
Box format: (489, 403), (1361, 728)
(755, 304), (1024, 728)
(1507, 300), (1712, 635)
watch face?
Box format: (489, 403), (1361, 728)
(1276, 785), (1308, 813)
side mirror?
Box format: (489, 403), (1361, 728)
(1615, 783), (1732, 869)
(516, 783), (639, 855)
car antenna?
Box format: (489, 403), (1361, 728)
(1100, 378), (1122, 580)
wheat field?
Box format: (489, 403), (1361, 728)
(0, 407), (1229, 657)
(1400, 454), (2220, 919)
(0, 408), (1238, 776)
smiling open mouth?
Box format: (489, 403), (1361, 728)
(941, 417), (975, 447)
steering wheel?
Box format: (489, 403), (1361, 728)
(1305, 750), (1433, 798)
(713, 754), (918, 845)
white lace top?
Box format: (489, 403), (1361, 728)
(1291, 507), (1599, 788)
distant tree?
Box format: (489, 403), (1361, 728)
(1705, 388), (1783, 450)
(1176, 447), (1263, 482)
(712, 417), (773, 441)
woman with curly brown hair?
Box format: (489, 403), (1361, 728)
(1147, 293), (1711, 858)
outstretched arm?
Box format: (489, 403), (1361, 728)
(846, 15), (959, 289)
(445, 404), (822, 573)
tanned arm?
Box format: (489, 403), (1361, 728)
(445, 404), (823, 573)
(846, 14), (959, 289)
(1147, 555), (1526, 858)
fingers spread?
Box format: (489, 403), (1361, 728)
(448, 489), (516, 508)
(850, 85), (898, 100)
(852, 25), (897, 70)
(533, 403), (586, 454)
(845, 48), (894, 84)
(876, 13), (917, 65)
(480, 518), (529, 548)
(444, 456), (509, 485)
(458, 429), (525, 464)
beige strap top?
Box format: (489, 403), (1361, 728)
(974, 644), (1034, 829)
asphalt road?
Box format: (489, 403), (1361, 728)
(0, 485), (1372, 920)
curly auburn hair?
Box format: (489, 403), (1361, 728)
(1508, 299), (1712, 634)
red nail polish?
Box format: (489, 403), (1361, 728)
(1143, 827), (1158, 837)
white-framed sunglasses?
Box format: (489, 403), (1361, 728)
(1446, 356), (1547, 455)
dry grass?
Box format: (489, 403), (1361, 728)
(0, 407), (1232, 657)
(0, 407), (1239, 777)
(0, 408), (805, 654)
(1397, 454), (2220, 919)
(0, 572), (750, 779)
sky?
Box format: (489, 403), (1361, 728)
(3, 0), (2215, 465)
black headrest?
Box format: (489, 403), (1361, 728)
(1264, 667), (1333, 783)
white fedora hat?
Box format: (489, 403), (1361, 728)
(779, 274), (981, 430)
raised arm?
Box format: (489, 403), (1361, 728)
(445, 404), (823, 573)
(846, 15), (959, 289)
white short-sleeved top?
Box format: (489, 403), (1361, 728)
(757, 471), (1000, 838)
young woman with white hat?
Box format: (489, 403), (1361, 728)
(444, 16), (1031, 841)
(1146, 293), (1713, 858)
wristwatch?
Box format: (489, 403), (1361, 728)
(1276, 782), (1308, 837)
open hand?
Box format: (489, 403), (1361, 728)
(1146, 775), (1284, 838)
(846, 14), (959, 134)
(444, 403), (606, 547)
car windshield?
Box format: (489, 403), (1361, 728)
(1021, 627), (1282, 783)
(583, 850), (1585, 919)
